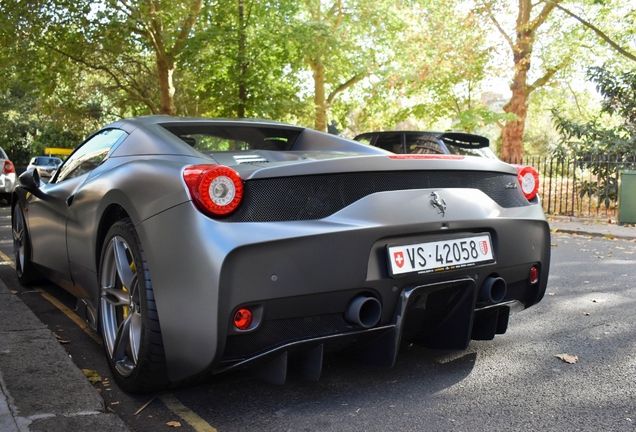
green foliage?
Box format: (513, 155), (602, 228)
(553, 65), (636, 209)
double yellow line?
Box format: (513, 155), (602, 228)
(0, 250), (217, 432)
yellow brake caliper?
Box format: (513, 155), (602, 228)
(122, 261), (137, 319)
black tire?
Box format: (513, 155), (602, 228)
(98, 218), (169, 392)
(12, 204), (39, 284)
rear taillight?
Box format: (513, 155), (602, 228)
(516, 165), (539, 201)
(183, 165), (243, 216)
(3, 160), (15, 175)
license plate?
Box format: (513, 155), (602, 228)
(387, 234), (494, 277)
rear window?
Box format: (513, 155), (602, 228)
(406, 135), (445, 155)
(161, 124), (302, 152)
(373, 133), (404, 153)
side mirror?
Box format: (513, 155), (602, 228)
(18, 168), (41, 190)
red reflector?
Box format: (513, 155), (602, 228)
(388, 154), (464, 160)
(233, 308), (253, 330)
(529, 266), (539, 284)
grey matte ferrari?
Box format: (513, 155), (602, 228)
(12, 116), (550, 392)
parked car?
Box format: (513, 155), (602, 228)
(0, 147), (16, 203)
(354, 131), (499, 159)
(13, 116), (550, 392)
(26, 156), (63, 181)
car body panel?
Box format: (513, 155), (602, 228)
(13, 115), (551, 386)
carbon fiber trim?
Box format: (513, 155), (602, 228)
(222, 313), (360, 360)
(225, 171), (529, 222)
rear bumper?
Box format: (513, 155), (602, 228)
(0, 173), (16, 194)
(137, 187), (550, 382)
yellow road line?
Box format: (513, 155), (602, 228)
(160, 394), (218, 432)
(0, 251), (15, 269)
(36, 288), (102, 345)
(0, 250), (102, 345)
(2, 248), (216, 432)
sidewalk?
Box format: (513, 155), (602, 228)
(548, 216), (636, 241)
(0, 279), (128, 432)
(0, 217), (634, 432)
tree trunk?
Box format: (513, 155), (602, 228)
(237, 0), (247, 118)
(501, 21), (532, 162)
(495, 0), (561, 162)
(501, 68), (528, 163)
(157, 54), (176, 116)
(312, 60), (328, 132)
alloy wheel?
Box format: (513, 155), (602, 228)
(100, 236), (142, 377)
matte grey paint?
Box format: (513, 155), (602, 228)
(14, 115), (551, 384)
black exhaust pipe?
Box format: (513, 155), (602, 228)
(345, 295), (382, 328)
(480, 276), (507, 304)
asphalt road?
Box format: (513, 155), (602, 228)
(1, 201), (635, 431)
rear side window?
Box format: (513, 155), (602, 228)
(161, 124), (301, 152)
(55, 129), (127, 183)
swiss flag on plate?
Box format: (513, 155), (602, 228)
(394, 251), (405, 268)
(479, 240), (489, 255)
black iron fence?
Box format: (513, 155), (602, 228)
(508, 154), (636, 219)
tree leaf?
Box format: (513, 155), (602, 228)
(554, 354), (579, 364)
(82, 369), (102, 384)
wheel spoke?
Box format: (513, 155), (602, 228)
(129, 310), (142, 364)
(12, 228), (23, 242)
(112, 314), (132, 364)
(113, 238), (135, 289)
(102, 287), (130, 307)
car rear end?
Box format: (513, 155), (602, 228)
(138, 152), (549, 384)
(0, 148), (16, 201)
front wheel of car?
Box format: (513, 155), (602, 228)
(12, 204), (39, 284)
(99, 218), (169, 392)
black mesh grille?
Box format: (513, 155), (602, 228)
(225, 171), (529, 222)
(222, 313), (359, 360)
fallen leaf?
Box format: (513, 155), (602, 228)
(10, 290), (17, 295)
(167, 421), (182, 427)
(547, 292), (556, 296)
(604, 234), (615, 240)
(110, 402), (120, 405)
(96, 388), (102, 394)
(583, 312), (590, 316)
(57, 339), (71, 344)
(82, 369), (102, 385)
(555, 354), (579, 364)
(551, 243), (558, 247)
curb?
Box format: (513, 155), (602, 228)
(0, 280), (129, 432)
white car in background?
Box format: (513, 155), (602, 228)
(0, 147), (16, 203)
(27, 156), (63, 182)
